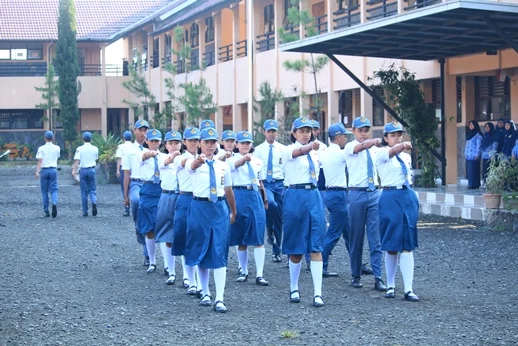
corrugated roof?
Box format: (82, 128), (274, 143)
(0, 0), (171, 41)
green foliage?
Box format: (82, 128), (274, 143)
(486, 154), (518, 195)
(35, 64), (59, 132)
(252, 81), (284, 146)
(370, 64), (440, 187)
(92, 133), (120, 165)
(55, 0), (80, 158)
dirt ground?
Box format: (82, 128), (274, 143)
(0, 182), (517, 345)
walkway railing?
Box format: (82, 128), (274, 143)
(333, 5), (361, 30)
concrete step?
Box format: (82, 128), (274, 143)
(419, 202), (486, 221)
(415, 189), (488, 221)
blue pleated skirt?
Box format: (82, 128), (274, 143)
(171, 193), (192, 256)
(230, 189), (266, 246)
(137, 183), (162, 235)
(379, 188), (419, 252)
(282, 188), (325, 255)
(185, 199), (230, 269)
(155, 192), (179, 243)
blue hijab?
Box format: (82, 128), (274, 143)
(481, 122), (495, 150)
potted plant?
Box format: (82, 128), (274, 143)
(92, 133), (120, 184)
(484, 154), (506, 209)
(502, 159), (518, 210)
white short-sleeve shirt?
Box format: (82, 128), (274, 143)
(115, 141), (133, 159)
(186, 158), (232, 197)
(174, 151), (196, 192)
(282, 141), (319, 186)
(36, 142), (60, 168)
(254, 141), (286, 180)
(140, 149), (164, 182)
(344, 139), (379, 188)
(376, 149), (412, 187)
(159, 154), (179, 191)
(121, 142), (144, 179)
(319, 142), (348, 188)
(74, 143), (99, 168)
(227, 153), (264, 187)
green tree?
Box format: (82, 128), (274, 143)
(370, 64), (440, 187)
(55, 0), (80, 159)
(34, 64), (59, 135)
(252, 81), (284, 145)
(278, 0), (328, 128)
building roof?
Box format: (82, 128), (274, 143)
(0, 0), (171, 42)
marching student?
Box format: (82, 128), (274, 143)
(35, 131), (60, 218)
(116, 131), (133, 216)
(72, 132), (99, 217)
(137, 129), (164, 274)
(199, 119), (215, 130)
(375, 122), (419, 302)
(344, 116), (386, 292)
(155, 130), (182, 285)
(282, 117), (326, 308)
(185, 127), (237, 313)
(217, 130), (236, 161)
(254, 119), (286, 263)
(172, 126), (201, 292)
(122, 119), (150, 266)
(227, 130), (269, 286)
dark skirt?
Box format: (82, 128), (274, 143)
(379, 188), (419, 252)
(466, 159), (481, 188)
(137, 183), (162, 235)
(230, 189), (266, 246)
(185, 199), (230, 269)
(282, 188), (325, 255)
(171, 193), (192, 256)
(155, 192), (178, 243)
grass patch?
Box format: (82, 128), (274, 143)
(280, 330), (298, 339)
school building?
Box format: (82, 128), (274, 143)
(1, 0), (518, 184)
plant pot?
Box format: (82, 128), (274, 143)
(483, 194), (502, 209)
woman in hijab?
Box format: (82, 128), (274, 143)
(501, 120), (517, 158)
(464, 121), (482, 189)
(480, 122), (498, 184)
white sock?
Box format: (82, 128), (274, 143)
(310, 260), (323, 297)
(159, 243), (169, 270)
(289, 259), (302, 293)
(214, 267), (227, 302)
(399, 252), (415, 293)
(181, 256), (187, 280)
(385, 252), (398, 288)
(198, 267), (210, 296)
(167, 250), (175, 276)
(254, 247), (265, 278)
(237, 249), (248, 275)
(145, 237), (156, 265)
(195, 265), (201, 288)
(185, 265), (195, 287)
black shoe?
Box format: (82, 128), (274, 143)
(143, 256), (150, 267)
(45, 211), (50, 217)
(92, 204), (97, 216)
(200, 294), (212, 307)
(163, 267), (169, 276)
(272, 254), (282, 263)
(236, 273), (248, 283)
(374, 277), (387, 291)
(323, 270), (339, 278)
(361, 263), (373, 275)
(146, 264), (156, 273)
(237, 266), (243, 275)
(351, 277), (363, 288)
(289, 290), (300, 303)
(123, 210), (130, 217)
(385, 287), (395, 299)
(313, 295), (325, 308)
(255, 276), (269, 286)
(51, 205), (57, 218)
(166, 274), (176, 285)
(82, 213), (88, 217)
(213, 300), (227, 313)
(404, 291), (419, 302)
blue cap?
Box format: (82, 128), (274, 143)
(310, 119), (320, 129)
(83, 132), (92, 140)
(165, 130), (182, 142)
(44, 131), (54, 139)
(123, 131), (132, 141)
(328, 123), (352, 137)
(263, 119), (279, 131)
(384, 121), (405, 134)
(134, 119), (149, 129)
(236, 130), (253, 143)
(199, 119), (215, 130)
(146, 129), (162, 141)
(221, 130), (236, 141)
(352, 116), (371, 128)
(291, 117), (312, 130)
(200, 127), (219, 141)
(183, 126), (201, 140)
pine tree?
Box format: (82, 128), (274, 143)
(55, 0), (80, 159)
(34, 64), (59, 135)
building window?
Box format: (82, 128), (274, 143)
(372, 87), (384, 126)
(190, 23), (199, 47)
(264, 4), (275, 34)
(456, 76), (462, 123)
(164, 34), (172, 61)
(338, 0), (359, 10)
(152, 38), (159, 68)
(474, 76), (510, 121)
(338, 90), (353, 127)
(0, 109), (44, 129)
(0, 49), (9, 60)
(205, 17), (215, 43)
(0, 42), (43, 61)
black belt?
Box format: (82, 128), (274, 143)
(348, 187), (378, 192)
(162, 189), (178, 194)
(382, 185), (410, 190)
(41, 167), (56, 169)
(326, 187), (348, 191)
(193, 196), (225, 202)
(81, 166), (95, 169)
(131, 178), (143, 182)
(233, 185), (254, 190)
(143, 181), (161, 184)
(289, 184), (317, 190)
(263, 179), (284, 183)
(179, 191), (193, 195)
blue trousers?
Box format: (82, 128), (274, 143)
(263, 180), (284, 256)
(40, 168), (58, 213)
(466, 159), (481, 188)
(322, 190), (350, 271)
(79, 168), (97, 214)
(129, 180), (147, 257)
(348, 189), (382, 278)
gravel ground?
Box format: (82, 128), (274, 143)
(1, 178), (517, 345)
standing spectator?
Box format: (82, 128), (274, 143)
(116, 131), (133, 216)
(481, 122), (498, 184)
(35, 131), (60, 218)
(464, 120), (482, 189)
(502, 120), (517, 159)
(72, 132), (99, 217)
(494, 118), (506, 153)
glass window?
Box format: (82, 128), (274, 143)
(264, 4), (275, 34)
(0, 49), (9, 60)
(205, 17), (215, 43)
(372, 87), (384, 126)
(11, 49), (27, 60)
(338, 90), (353, 127)
(190, 23), (199, 47)
(27, 49), (42, 60)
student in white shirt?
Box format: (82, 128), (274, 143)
(115, 131), (133, 216)
(35, 131), (60, 218)
(72, 132), (99, 217)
